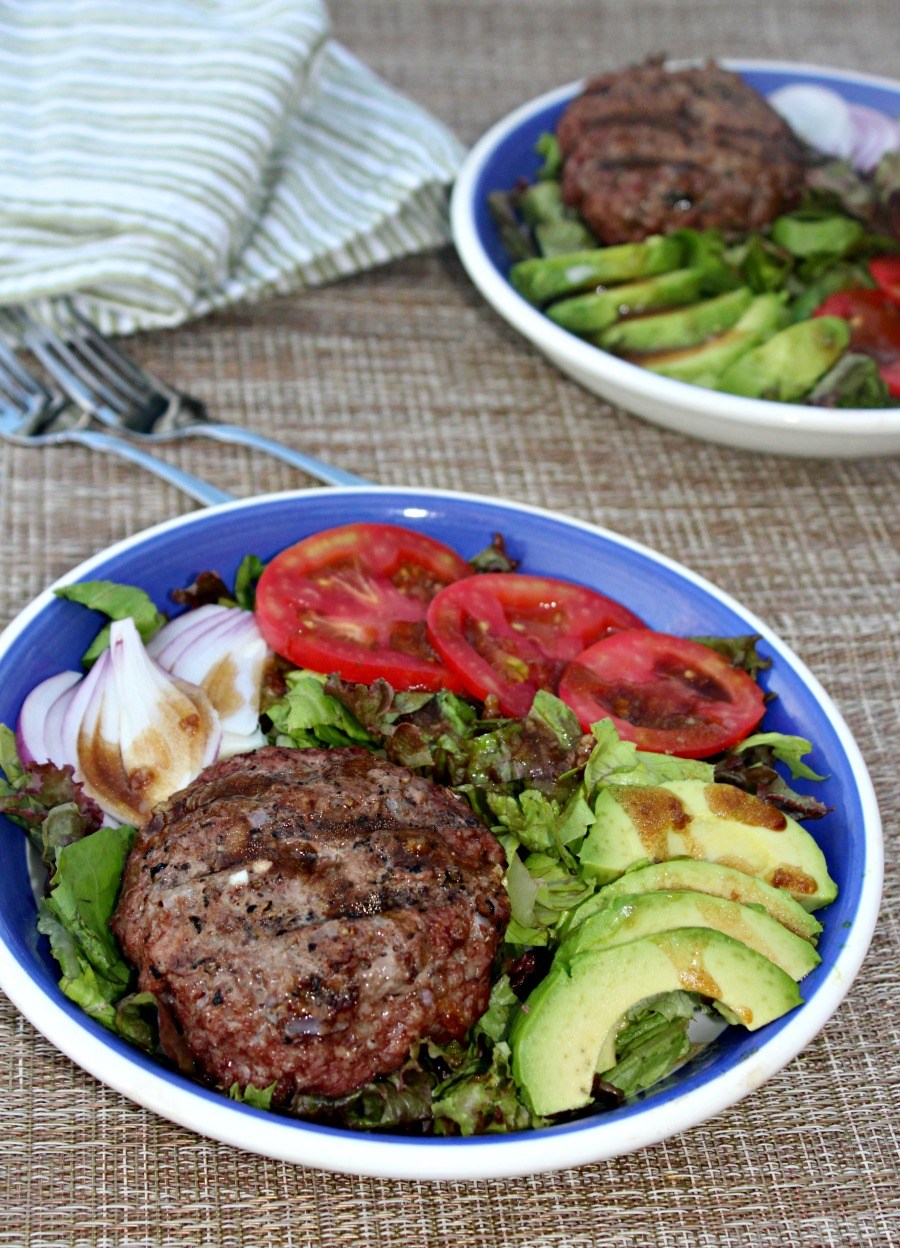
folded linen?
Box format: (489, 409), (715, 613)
(0, 0), (465, 333)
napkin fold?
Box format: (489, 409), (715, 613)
(0, 0), (466, 333)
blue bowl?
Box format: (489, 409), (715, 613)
(451, 60), (900, 457)
(0, 488), (882, 1179)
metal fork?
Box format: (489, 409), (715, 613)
(0, 335), (233, 507)
(6, 302), (369, 489)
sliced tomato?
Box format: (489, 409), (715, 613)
(815, 287), (900, 393)
(880, 359), (900, 395)
(869, 255), (900, 305)
(255, 522), (473, 690)
(426, 573), (645, 718)
(557, 630), (765, 757)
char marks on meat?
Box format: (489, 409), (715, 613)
(557, 61), (807, 243)
(111, 745), (509, 1104)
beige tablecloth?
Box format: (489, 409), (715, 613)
(1, 2), (898, 1244)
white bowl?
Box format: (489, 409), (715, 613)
(451, 60), (900, 458)
(0, 488), (883, 1179)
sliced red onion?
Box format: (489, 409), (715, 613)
(16, 670), (81, 766)
(146, 603), (235, 670)
(148, 604), (270, 747)
(768, 84), (854, 160)
(847, 103), (900, 173)
(60, 618), (222, 825)
(43, 676), (81, 768)
(219, 724), (267, 759)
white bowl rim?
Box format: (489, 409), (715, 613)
(450, 58), (900, 442)
(0, 486), (884, 1181)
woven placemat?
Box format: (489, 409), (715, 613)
(2, 2), (899, 1244)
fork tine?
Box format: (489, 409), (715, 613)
(62, 300), (163, 399)
(0, 345), (33, 406)
(0, 314), (47, 402)
(66, 332), (151, 407)
(0, 329), (67, 432)
(0, 324), (54, 418)
(14, 308), (135, 418)
(56, 303), (155, 408)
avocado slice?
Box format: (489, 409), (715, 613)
(577, 779), (837, 911)
(511, 928), (802, 1116)
(546, 267), (705, 335)
(598, 287), (754, 355)
(716, 315), (850, 401)
(557, 891), (821, 982)
(535, 219), (597, 257)
(559, 859), (822, 943)
(509, 234), (682, 306)
(636, 292), (787, 386)
(517, 180), (568, 226)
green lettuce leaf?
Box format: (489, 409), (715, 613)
(535, 130), (562, 181)
(54, 580), (167, 665)
(0, 726), (103, 862)
(689, 633), (772, 679)
(486, 786), (594, 856)
(228, 1081), (277, 1110)
(113, 992), (159, 1050)
(806, 352), (893, 409)
(487, 189), (539, 263)
(431, 977), (539, 1135)
(873, 151), (900, 238)
(471, 975), (520, 1044)
(733, 732), (826, 780)
(714, 732), (829, 819)
(432, 1040), (536, 1135)
(266, 671), (377, 750)
(0, 723), (24, 787)
(318, 680), (589, 799)
(230, 555), (267, 611)
(599, 993), (698, 1099)
(37, 823), (140, 1035)
(290, 1049), (441, 1131)
(467, 533), (520, 574)
(446, 690), (587, 796)
(504, 849), (594, 934)
(584, 719), (714, 795)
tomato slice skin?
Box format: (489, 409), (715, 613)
(426, 573), (645, 719)
(255, 522), (473, 691)
(557, 630), (765, 757)
(880, 359), (900, 397)
(869, 255), (900, 306)
(815, 288), (900, 369)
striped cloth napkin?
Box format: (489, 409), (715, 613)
(0, 0), (466, 333)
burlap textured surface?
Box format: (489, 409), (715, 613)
(1, 2), (898, 1244)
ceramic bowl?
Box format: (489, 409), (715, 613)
(0, 488), (882, 1178)
(451, 61), (900, 458)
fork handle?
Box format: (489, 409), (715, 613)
(71, 429), (234, 507)
(192, 424), (371, 487)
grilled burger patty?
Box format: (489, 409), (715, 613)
(558, 61), (807, 243)
(112, 745), (509, 1104)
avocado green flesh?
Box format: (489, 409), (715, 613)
(577, 779), (838, 911)
(518, 180), (567, 226)
(509, 234), (681, 305)
(557, 891), (821, 982)
(636, 292), (787, 384)
(510, 928), (802, 1116)
(559, 859), (822, 942)
(599, 286), (753, 355)
(535, 219), (596, 257)
(716, 316), (851, 400)
(547, 268), (704, 335)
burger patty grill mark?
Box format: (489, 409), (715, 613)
(112, 745), (509, 1104)
(557, 61), (807, 243)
